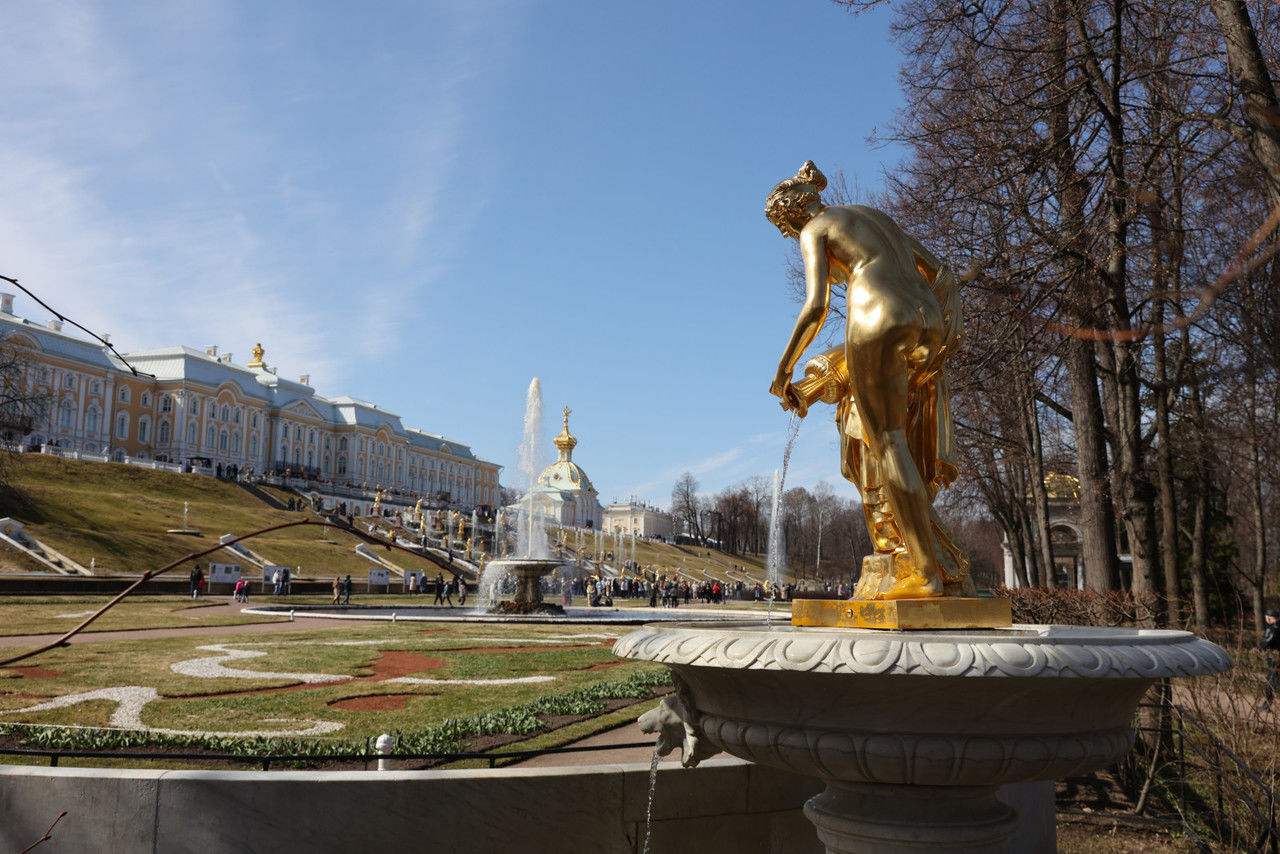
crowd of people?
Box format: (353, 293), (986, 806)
(404, 571), (468, 606)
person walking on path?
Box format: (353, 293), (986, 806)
(272, 567), (283, 596)
(331, 576), (341, 605)
(433, 572), (446, 606)
(1259, 608), (1280, 707)
(190, 565), (204, 600)
(341, 574), (352, 605)
(458, 576), (468, 607)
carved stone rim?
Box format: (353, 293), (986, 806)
(612, 622), (1232, 679)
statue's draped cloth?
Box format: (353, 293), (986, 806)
(804, 261), (962, 509)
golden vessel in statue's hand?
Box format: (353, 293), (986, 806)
(767, 161), (972, 600)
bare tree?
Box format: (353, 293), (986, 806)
(671, 472), (704, 544)
(0, 338), (50, 498)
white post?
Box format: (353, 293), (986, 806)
(376, 733), (394, 771)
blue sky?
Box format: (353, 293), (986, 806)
(1, 0), (908, 506)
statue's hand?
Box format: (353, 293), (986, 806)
(770, 372), (808, 417)
(768, 370), (790, 399)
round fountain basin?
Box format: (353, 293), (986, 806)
(614, 621), (1231, 788)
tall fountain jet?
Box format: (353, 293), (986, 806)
(516, 378), (550, 560)
(486, 377), (566, 615)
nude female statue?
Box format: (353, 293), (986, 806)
(766, 162), (971, 599)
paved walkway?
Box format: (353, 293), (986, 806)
(510, 719), (690, 768)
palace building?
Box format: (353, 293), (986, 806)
(0, 294), (501, 510)
(602, 501), (673, 540)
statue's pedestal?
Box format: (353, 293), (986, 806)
(616, 622), (1230, 854)
(806, 783), (1016, 854)
(792, 597), (1010, 630)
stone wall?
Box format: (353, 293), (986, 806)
(0, 758), (824, 854)
(0, 758), (1054, 853)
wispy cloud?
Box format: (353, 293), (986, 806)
(0, 0), (527, 394)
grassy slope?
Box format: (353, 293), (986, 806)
(0, 455), (400, 578)
(0, 455), (779, 585)
(552, 525), (776, 585)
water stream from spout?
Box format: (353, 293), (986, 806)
(642, 742), (662, 854)
(765, 415), (802, 624)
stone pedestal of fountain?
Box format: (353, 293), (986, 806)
(616, 621), (1230, 854)
(487, 558), (566, 616)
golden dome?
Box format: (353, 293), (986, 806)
(1045, 471), (1080, 499)
(553, 406), (577, 456)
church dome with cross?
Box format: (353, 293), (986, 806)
(524, 407), (604, 528)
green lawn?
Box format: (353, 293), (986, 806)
(0, 620), (662, 746)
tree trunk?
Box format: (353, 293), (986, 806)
(1209, 0), (1280, 207)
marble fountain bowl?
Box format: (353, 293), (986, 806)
(614, 621), (1231, 853)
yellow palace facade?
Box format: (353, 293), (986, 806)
(0, 294), (501, 510)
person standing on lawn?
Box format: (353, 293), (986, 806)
(1260, 608), (1280, 707)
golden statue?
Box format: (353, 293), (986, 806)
(767, 161), (972, 600)
(247, 343), (265, 368)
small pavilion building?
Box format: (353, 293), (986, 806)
(522, 407), (604, 529)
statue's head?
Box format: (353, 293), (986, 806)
(766, 160), (828, 238)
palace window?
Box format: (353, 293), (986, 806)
(137, 417), (150, 444)
(249, 435), (258, 458)
(206, 425), (216, 447)
(231, 432), (241, 454)
(118, 387), (130, 405)
(250, 412), (258, 429)
(63, 375), (76, 390)
(186, 422), (197, 445)
(293, 447), (301, 465)
(233, 409), (241, 425)
(89, 380), (100, 396)
(58, 400), (74, 432)
(221, 405), (230, 422)
(219, 430), (228, 451)
(191, 399), (200, 417)
(339, 437), (348, 451)
(158, 420), (170, 444)
(140, 392), (151, 408)
(85, 408), (100, 435)
(337, 455), (347, 475)
(161, 396), (172, 413)
(115, 413), (129, 440)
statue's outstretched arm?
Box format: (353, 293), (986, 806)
(771, 230), (831, 411)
